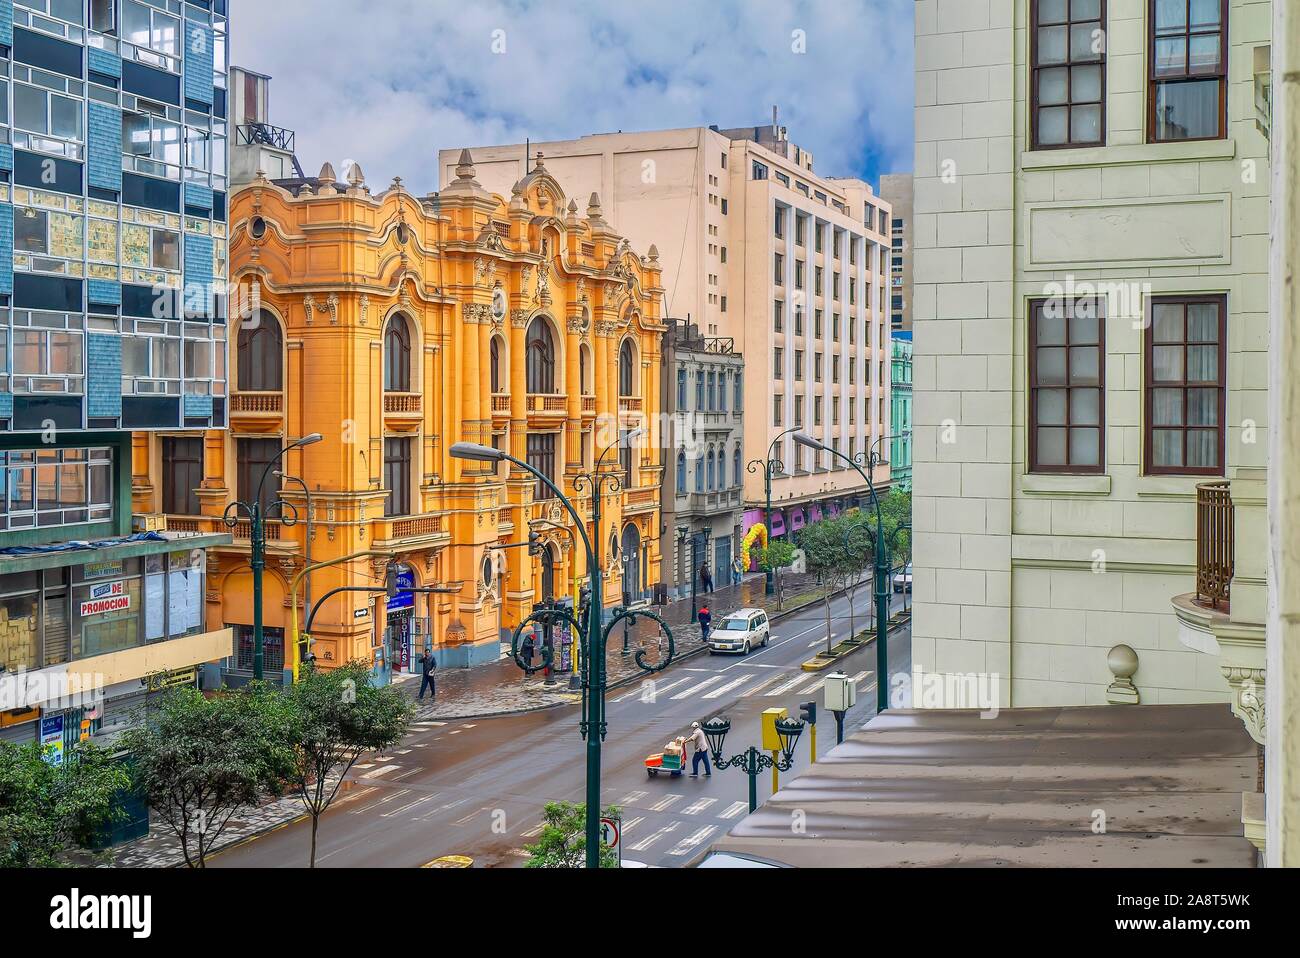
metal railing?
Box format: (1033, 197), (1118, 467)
(237, 123), (296, 152)
(1196, 480), (1233, 610)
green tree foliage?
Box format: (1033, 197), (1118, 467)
(286, 660), (413, 867)
(796, 515), (868, 653)
(0, 741), (129, 867)
(523, 800), (620, 868)
(759, 539), (798, 605)
(879, 488), (912, 565)
(120, 683), (296, 868)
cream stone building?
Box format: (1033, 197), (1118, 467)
(439, 124), (892, 559)
(911, 0), (1270, 723)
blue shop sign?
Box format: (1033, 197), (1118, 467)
(387, 569), (415, 612)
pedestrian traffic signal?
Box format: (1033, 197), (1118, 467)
(527, 531), (542, 555)
(799, 700), (817, 725)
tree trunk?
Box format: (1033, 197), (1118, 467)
(310, 814), (320, 868)
(824, 594), (833, 655)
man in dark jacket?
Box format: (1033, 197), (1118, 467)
(698, 604), (712, 643)
(520, 630), (536, 674)
(418, 648), (437, 701)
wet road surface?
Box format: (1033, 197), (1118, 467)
(209, 590), (912, 868)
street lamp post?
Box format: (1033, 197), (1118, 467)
(450, 432), (675, 868)
(224, 433), (323, 680)
(701, 715), (805, 813)
(275, 470), (313, 645)
(793, 432), (891, 713)
(748, 426), (801, 597)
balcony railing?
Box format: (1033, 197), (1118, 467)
(618, 395), (643, 413)
(1196, 480), (1234, 611)
(491, 393), (510, 413)
(390, 514), (444, 538)
(527, 393), (568, 414)
(230, 391), (283, 413)
(384, 392), (422, 414)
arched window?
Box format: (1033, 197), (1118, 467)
(733, 445), (741, 489)
(676, 449), (687, 493)
(706, 449), (715, 490)
(237, 310), (283, 391)
(618, 339), (636, 396)
(383, 313), (412, 392)
(526, 317), (556, 394)
(490, 336), (502, 393)
(718, 448), (726, 488)
(694, 454), (704, 492)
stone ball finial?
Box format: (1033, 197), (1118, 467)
(1106, 644), (1140, 705)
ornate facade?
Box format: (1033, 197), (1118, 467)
(132, 151), (665, 675)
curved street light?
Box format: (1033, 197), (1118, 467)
(792, 431), (891, 713)
(703, 714), (806, 812)
(223, 432), (323, 680)
(450, 433), (672, 869)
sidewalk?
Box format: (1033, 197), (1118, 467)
(395, 570), (833, 720)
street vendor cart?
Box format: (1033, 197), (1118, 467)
(645, 736), (687, 778)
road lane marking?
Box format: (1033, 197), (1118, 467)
(669, 825), (717, 856)
(381, 794), (437, 818)
(649, 793), (684, 812)
(796, 677), (827, 695)
(621, 816), (645, 833)
(629, 821), (679, 852)
(738, 674), (782, 696)
(615, 675), (691, 702)
(521, 821), (545, 837)
(618, 790), (648, 805)
(719, 801), (748, 819)
(361, 764), (399, 778)
(681, 797), (717, 816)
(702, 675), (751, 699)
(850, 670), (871, 684)
(766, 674), (809, 696)
(671, 676), (723, 699)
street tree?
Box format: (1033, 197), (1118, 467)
(797, 516), (858, 654)
(286, 660), (413, 867)
(524, 800), (621, 868)
(759, 539), (797, 607)
(841, 517), (876, 643)
(0, 740), (130, 867)
(122, 683), (296, 868)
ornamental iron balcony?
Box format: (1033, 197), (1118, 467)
(1196, 480), (1233, 611)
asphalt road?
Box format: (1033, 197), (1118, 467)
(210, 589), (912, 868)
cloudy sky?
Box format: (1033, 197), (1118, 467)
(229, 0), (913, 195)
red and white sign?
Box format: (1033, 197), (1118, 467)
(81, 580), (130, 617)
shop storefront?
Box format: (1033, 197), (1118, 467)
(386, 566), (416, 675)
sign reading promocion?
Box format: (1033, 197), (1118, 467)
(80, 580), (130, 616)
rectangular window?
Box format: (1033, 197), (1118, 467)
(774, 300), (783, 333)
(1, 448), (113, 532)
(1031, 0), (1106, 148)
(752, 160), (768, 180)
(794, 350), (804, 381)
(1029, 297), (1106, 473)
(677, 367), (687, 409)
(773, 348), (784, 380)
(795, 216), (806, 247)
(383, 437), (412, 517)
(1145, 295), (1226, 474)
(1149, 0), (1227, 142)
(162, 437), (203, 515)
(13, 82), (83, 141)
(774, 207), (784, 238)
(525, 433), (557, 502)
(774, 253), (784, 285)
(236, 438), (281, 520)
(773, 395), (783, 426)
(696, 370), (705, 407)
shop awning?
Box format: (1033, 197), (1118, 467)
(0, 531), (231, 576)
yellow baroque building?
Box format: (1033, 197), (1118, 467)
(132, 151), (666, 676)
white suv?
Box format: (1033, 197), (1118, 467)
(707, 608), (770, 655)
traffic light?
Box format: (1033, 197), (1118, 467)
(527, 531), (542, 555)
(385, 564), (399, 597)
(799, 700), (817, 726)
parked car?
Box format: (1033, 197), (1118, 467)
(707, 608), (770, 654)
(892, 563), (913, 593)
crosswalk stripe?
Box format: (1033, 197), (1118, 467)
(766, 674), (808, 696)
(702, 675), (750, 699)
(672, 676), (723, 699)
(629, 821), (679, 852)
(521, 821), (545, 837)
(381, 794), (436, 818)
(616, 675), (691, 702)
(797, 677), (827, 695)
(622, 816), (645, 833)
(618, 790), (647, 806)
(669, 825), (717, 856)
(681, 797), (717, 816)
(361, 764), (399, 778)
(719, 801), (749, 819)
(739, 674), (782, 696)
(850, 670), (871, 684)
(650, 793), (684, 812)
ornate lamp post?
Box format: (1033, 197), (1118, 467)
(450, 435), (674, 868)
(793, 432), (891, 713)
(224, 432), (323, 680)
(702, 715), (805, 813)
(274, 470), (313, 646)
(747, 426), (801, 597)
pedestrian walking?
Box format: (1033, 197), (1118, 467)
(698, 603), (712, 643)
(519, 630), (536, 673)
(700, 562), (713, 593)
(418, 648), (437, 701)
(687, 721), (712, 777)
(731, 556), (744, 586)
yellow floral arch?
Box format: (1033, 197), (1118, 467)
(741, 523), (769, 571)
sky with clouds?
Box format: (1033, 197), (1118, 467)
(229, 0), (913, 196)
